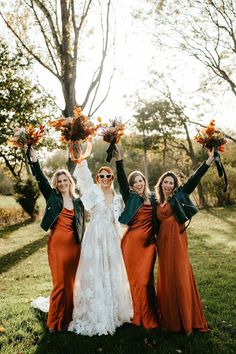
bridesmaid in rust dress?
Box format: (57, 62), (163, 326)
(155, 150), (215, 335)
(29, 148), (85, 332)
(115, 145), (159, 329)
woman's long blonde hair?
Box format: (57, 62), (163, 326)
(51, 169), (77, 198)
(128, 170), (150, 200)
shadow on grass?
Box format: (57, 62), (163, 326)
(32, 322), (218, 354)
(203, 206), (236, 228)
(0, 218), (33, 240)
(0, 233), (48, 274)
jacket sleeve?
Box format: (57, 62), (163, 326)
(73, 159), (104, 211)
(32, 161), (52, 200)
(182, 161), (210, 195)
(115, 160), (130, 204)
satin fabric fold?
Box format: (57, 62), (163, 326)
(121, 204), (158, 329)
(156, 203), (208, 333)
(47, 208), (80, 331)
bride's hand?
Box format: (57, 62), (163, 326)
(80, 137), (93, 162)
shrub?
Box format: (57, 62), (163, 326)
(0, 170), (14, 195)
(14, 177), (40, 219)
(0, 207), (28, 226)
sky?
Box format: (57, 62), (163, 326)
(1, 0), (236, 135)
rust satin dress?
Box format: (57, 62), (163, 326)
(47, 208), (81, 331)
(156, 202), (208, 333)
(121, 204), (158, 329)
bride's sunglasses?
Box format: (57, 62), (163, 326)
(98, 174), (112, 179)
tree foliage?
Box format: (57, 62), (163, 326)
(132, 96), (214, 206)
(0, 40), (56, 178)
(14, 177), (40, 218)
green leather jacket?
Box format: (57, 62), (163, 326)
(116, 160), (160, 238)
(169, 161), (210, 224)
(32, 161), (85, 244)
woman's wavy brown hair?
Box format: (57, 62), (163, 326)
(155, 171), (180, 204)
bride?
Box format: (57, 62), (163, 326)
(68, 142), (133, 336)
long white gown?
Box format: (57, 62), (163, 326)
(68, 160), (133, 336)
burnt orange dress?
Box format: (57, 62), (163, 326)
(121, 204), (158, 329)
(156, 202), (208, 333)
(47, 208), (81, 331)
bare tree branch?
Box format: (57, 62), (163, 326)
(82, 0), (112, 109)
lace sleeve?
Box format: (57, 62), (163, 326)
(73, 160), (104, 211)
(73, 160), (94, 196)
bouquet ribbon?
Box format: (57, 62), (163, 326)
(214, 151), (227, 192)
(26, 145), (35, 176)
(106, 137), (116, 163)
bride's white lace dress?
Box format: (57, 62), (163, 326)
(67, 160), (133, 336)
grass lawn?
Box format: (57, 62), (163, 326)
(0, 206), (236, 354)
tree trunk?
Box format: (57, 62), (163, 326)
(183, 121), (207, 207)
(142, 128), (149, 180)
(196, 183), (206, 208)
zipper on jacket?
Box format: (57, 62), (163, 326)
(181, 203), (196, 209)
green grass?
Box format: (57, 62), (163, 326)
(0, 195), (44, 210)
(0, 206), (236, 354)
(0, 196), (22, 209)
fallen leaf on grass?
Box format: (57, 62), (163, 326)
(0, 326), (6, 333)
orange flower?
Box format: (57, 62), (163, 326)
(97, 118), (125, 143)
(205, 119), (215, 136)
(49, 105), (100, 145)
(194, 120), (227, 152)
(218, 145), (225, 152)
(49, 117), (66, 130)
(73, 105), (82, 118)
(7, 124), (44, 149)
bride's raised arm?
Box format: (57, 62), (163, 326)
(72, 139), (93, 196)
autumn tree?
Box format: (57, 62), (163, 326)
(0, 0), (115, 117)
(133, 96), (210, 207)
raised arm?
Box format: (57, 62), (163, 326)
(29, 147), (52, 200)
(72, 139), (94, 196)
(73, 159), (94, 196)
(114, 144), (130, 204)
(182, 150), (215, 195)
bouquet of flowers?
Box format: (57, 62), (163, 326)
(49, 105), (100, 162)
(8, 124), (45, 149)
(193, 119), (227, 152)
(97, 118), (125, 162)
(194, 119), (228, 191)
(8, 124), (45, 175)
